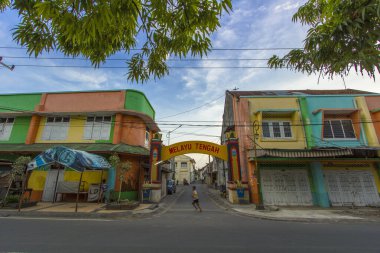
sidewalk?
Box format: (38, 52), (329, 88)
(0, 201), (159, 219)
(207, 187), (380, 222)
(0, 187), (185, 219)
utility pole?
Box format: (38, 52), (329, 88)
(208, 155), (211, 186)
(166, 125), (182, 180)
(253, 120), (265, 210)
(0, 57), (15, 71)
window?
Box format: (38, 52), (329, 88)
(144, 129), (150, 148)
(0, 117), (15, 141)
(323, 120), (356, 139)
(262, 121), (292, 138)
(42, 116), (70, 140)
(181, 162), (187, 168)
(83, 116), (112, 140)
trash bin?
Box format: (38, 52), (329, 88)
(142, 189), (151, 203)
(237, 188), (246, 204)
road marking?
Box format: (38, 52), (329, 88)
(0, 216), (114, 222)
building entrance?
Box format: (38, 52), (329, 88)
(144, 132), (249, 204)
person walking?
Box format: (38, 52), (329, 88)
(98, 179), (108, 203)
(192, 186), (202, 212)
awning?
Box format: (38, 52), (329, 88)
(0, 143), (149, 156)
(248, 149), (353, 160)
(254, 109), (298, 117)
(28, 146), (111, 172)
(312, 108), (359, 115)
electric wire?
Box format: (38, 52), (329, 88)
(157, 94), (225, 120)
(0, 46), (301, 51)
(7, 64), (275, 69)
(1, 56), (270, 61)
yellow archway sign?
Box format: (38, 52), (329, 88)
(161, 141), (228, 161)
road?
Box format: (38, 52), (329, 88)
(0, 184), (379, 253)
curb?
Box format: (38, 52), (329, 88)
(0, 203), (160, 220)
(0, 188), (185, 220)
(206, 188), (374, 223)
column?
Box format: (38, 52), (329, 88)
(311, 162), (330, 208)
(112, 113), (123, 144)
(25, 115), (40, 144)
(145, 134), (163, 202)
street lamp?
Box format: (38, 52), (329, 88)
(0, 57), (15, 71)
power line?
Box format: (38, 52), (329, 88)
(1, 104), (380, 128)
(10, 64), (274, 69)
(157, 94), (225, 120)
(1, 56), (270, 61)
(0, 46), (301, 51)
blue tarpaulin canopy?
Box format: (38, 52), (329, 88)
(27, 146), (112, 212)
(28, 146), (111, 171)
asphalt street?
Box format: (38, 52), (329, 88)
(0, 184), (379, 253)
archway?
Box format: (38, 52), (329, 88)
(144, 133), (249, 204)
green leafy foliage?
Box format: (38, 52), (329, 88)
(5, 194), (19, 203)
(268, 0), (380, 80)
(0, 0), (232, 83)
(108, 153), (132, 202)
(11, 156), (31, 180)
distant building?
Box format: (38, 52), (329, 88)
(174, 155), (195, 184)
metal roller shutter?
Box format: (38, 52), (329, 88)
(324, 170), (380, 207)
(261, 169), (313, 206)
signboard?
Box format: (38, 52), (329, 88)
(161, 141), (228, 161)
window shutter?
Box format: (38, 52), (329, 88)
(331, 120), (344, 138)
(0, 123), (6, 140)
(59, 123), (69, 140)
(100, 123), (111, 140)
(272, 122), (281, 137)
(282, 122), (292, 138)
(42, 124), (52, 140)
(342, 120), (356, 138)
(3, 122), (12, 140)
(262, 122), (270, 137)
(323, 121), (334, 138)
(83, 122), (93, 139)
(92, 118), (102, 140)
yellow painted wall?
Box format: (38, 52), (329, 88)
(323, 163), (380, 193)
(64, 170), (108, 191)
(27, 170), (107, 192)
(28, 171), (48, 191)
(248, 97), (306, 149)
(355, 97), (380, 147)
(35, 116), (95, 143)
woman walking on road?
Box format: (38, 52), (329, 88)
(192, 186), (202, 212)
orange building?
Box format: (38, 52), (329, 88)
(0, 89), (159, 202)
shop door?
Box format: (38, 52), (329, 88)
(42, 170), (64, 202)
(261, 169), (313, 206)
(324, 170), (380, 207)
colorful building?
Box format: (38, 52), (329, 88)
(0, 89), (159, 202)
(174, 155), (196, 184)
(221, 89), (380, 207)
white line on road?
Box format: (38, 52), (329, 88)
(0, 216), (114, 222)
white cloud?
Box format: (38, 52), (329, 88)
(274, 1), (301, 12)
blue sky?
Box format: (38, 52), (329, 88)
(0, 0), (379, 167)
